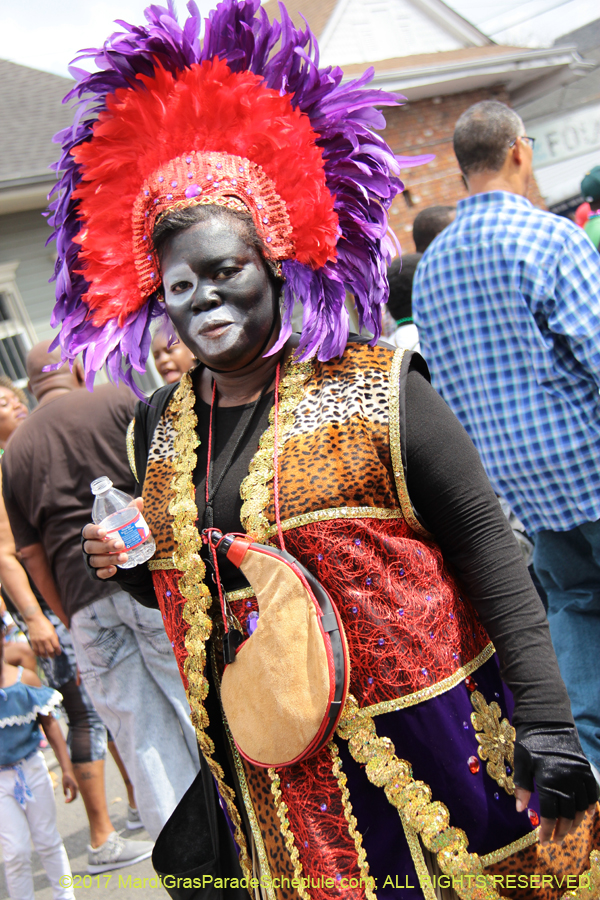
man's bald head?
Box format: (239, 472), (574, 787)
(26, 340), (85, 402)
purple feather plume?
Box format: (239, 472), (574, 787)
(49, 0), (433, 388)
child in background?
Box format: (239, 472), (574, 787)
(1, 593), (38, 674)
(0, 620), (78, 900)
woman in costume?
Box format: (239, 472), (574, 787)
(52, 2), (599, 897)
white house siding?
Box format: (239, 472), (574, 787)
(319, 0), (464, 67)
(527, 103), (600, 206)
(0, 208), (58, 342)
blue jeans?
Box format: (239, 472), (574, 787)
(533, 521), (600, 771)
(70, 591), (200, 839)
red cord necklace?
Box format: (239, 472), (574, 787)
(203, 360), (286, 658)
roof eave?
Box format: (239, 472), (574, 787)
(344, 47), (595, 103)
(0, 176), (56, 216)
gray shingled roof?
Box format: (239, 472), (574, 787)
(517, 19), (600, 121)
(555, 18), (600, 56)
(0, 59), (74, 188)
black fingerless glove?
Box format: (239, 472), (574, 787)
(514, 722), (599, 820)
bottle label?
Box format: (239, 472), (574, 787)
(105, 511), (151, 550)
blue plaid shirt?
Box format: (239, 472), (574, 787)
(412, 191), (600, 535)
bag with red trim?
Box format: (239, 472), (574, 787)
(207, 530), (350, 768)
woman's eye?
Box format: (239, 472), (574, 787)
(215, 266), (240, 280)
(170, 281), (192, 294)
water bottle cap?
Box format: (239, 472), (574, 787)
(91, 476), (113, 495)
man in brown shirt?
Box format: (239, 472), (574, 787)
(2, 342), (199, 859)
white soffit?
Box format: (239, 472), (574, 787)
(319, 0), (486, 67)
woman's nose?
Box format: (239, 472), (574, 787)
(190, 279), (221, 310)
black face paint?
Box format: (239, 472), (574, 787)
(161, 217), (279, 374)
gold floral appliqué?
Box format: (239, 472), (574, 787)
(470, 691), (515, 795)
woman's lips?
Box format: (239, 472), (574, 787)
(198, 316), (235, 336)
(199, 323), (233, 338)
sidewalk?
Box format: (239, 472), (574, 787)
(0, 737), (164, 899)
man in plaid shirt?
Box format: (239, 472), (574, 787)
(412, 100), (600, 785)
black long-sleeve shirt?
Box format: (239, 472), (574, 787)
(113, 356), (573, 728)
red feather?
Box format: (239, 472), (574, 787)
(72, 59), (338, 327)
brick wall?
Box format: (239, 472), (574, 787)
(382, 87), (546, 252)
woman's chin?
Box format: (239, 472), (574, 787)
(197, 354), (250, 372)
(193, 338), (256, 372)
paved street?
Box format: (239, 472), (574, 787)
(0, 731), (167, 899)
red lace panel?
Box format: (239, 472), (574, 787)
(153, 569), (190, 688)
(276, 743), (368, 900)
(156, 516), (490, 709)
(278, 516), (489, 707)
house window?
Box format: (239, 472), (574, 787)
(0, 262), (37, 388)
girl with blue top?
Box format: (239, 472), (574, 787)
(0, 620), (77, 900)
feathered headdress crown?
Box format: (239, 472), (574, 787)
(49, 0), (429, 390)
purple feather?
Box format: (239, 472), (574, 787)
(49, 0), (421, 389)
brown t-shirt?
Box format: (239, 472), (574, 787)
(2, 384), (136, 623)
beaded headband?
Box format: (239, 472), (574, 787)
(49, 0), (431, 391)
(133, 152), (294, 299)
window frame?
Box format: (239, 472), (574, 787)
(0, 260), (38, 387)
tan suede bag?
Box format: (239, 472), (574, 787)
(208, 531), (350, 768)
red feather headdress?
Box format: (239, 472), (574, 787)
(72, 59), (339, 328)
(49, 0), (431, 389)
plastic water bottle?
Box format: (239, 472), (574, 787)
(90, 476), (156, 568)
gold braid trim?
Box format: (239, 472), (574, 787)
(364, 643), (495, 718)
(148, 558), (176, 570)
(126, 418), (138, 482)
(561, 851), (600, 899)
(265, 506), (404, 537)
(225, 586), (256, 603)
(480, 829), (539, 867)
(337, 694), (502, 900)
(388, 348), (432, 539)
(268, 769), (311, 900)
(403, 825), (439, 900)
(148, 508), (404, 569)
(240, 358), (314, 542)
(225, 727), (277, 900)
(169, 372), (253, 883)
(329, 742), (377, 899)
